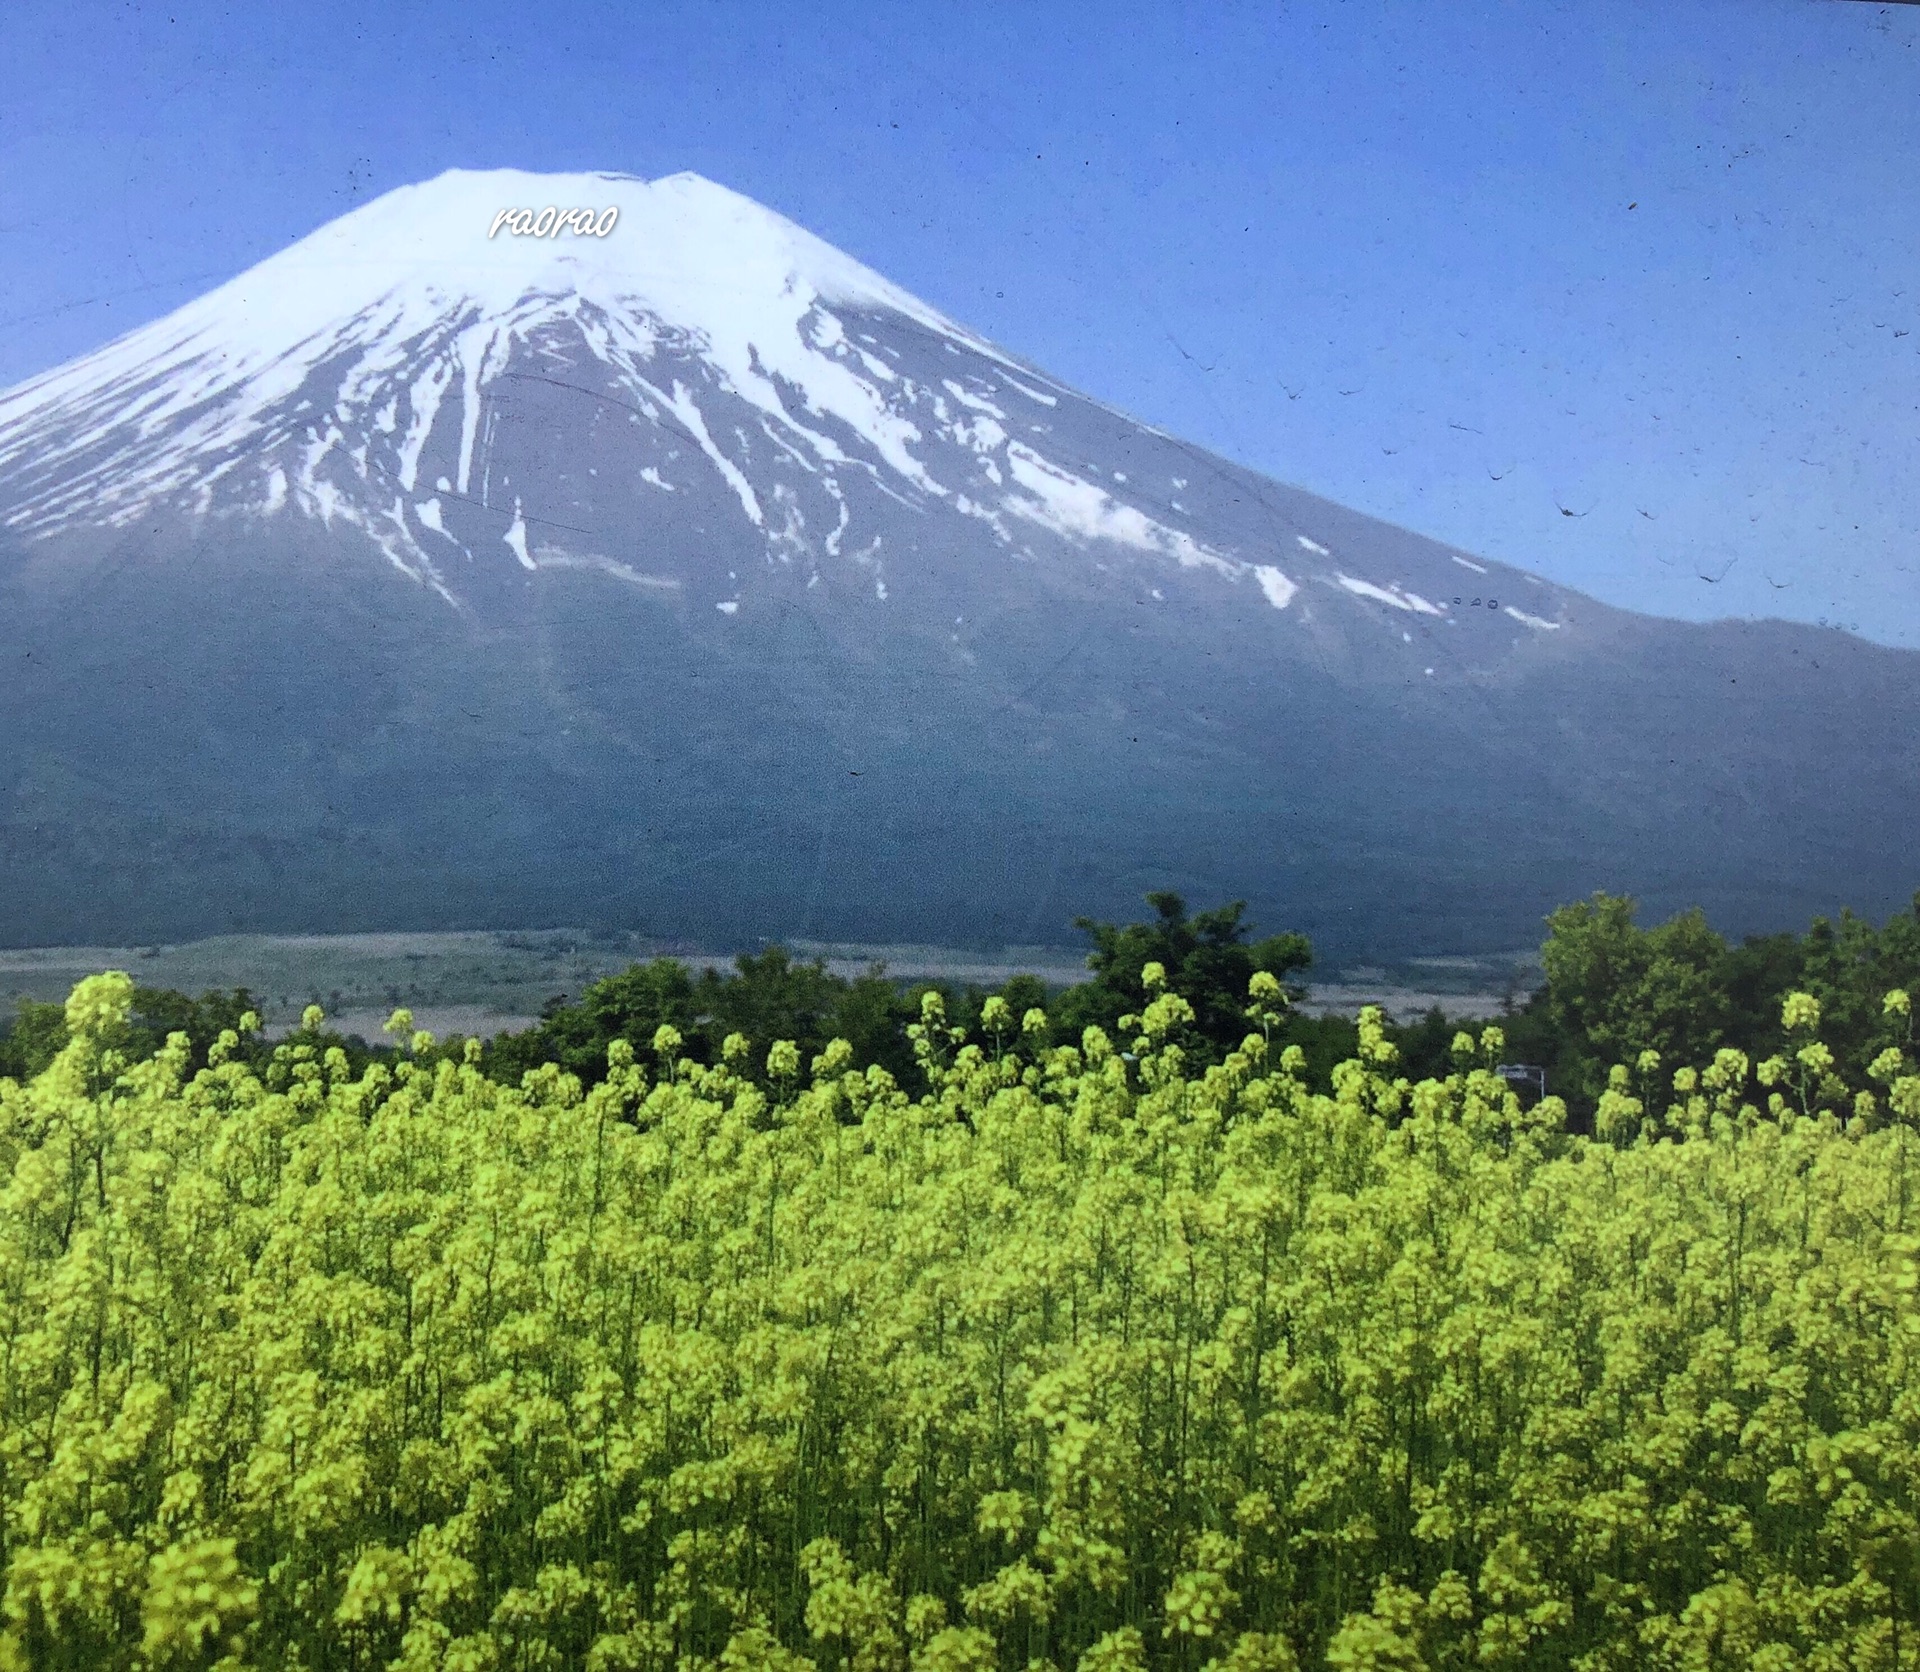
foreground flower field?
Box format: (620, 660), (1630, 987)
(1, 970), (1917, 1672)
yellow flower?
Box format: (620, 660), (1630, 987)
(767, 1039), (801, 1081)
(142, 1538), (258, 1665)
(1781, 991), (1821, 1033)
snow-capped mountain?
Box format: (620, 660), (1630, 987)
(0, 168), (1562, 639)
(0, 169), (1913, 959)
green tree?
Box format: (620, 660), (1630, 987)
(1054, 892), (1312, 1062)
(125, 986), (262, 1073)
(0, 999), (68, 1081)
(482, 956), (701, 1085)
(1534, 893), (1730, 1108)
(696, 947), (875, 1080)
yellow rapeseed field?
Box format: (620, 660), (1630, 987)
(1, 968), (1916, 1671)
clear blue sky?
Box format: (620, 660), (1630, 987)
(2, 0), (1915, 643)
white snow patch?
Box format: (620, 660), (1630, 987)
(416, 497), (445, 533)
(1451, 554), (1488, 574)
(1253, 566), (1297, 609)
(955, 417), (1007, 457)
(1337, 574), (1448, 614)
(262, 467), (287, 513)
(308, 478), (345, 526)
(823, 483), (850, 555)
(716, 599), (739, 615)
(532, 544), (682, 591)
(1003, 443), (1237, 577)
(1297, 535), (1330, 556)
(1504, 605), (1563, 631)
(665, 382), (762, 525)
(1332, 575), (1445, 617)
(503, 497), (533, 569)
(942, 378), (1005, 419)
(1002, 373), (1057, 406)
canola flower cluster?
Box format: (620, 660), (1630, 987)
(1, 966), (1918, 1672)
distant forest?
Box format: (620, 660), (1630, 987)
(7, 887), (1917, 1130)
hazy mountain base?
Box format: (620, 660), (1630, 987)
(4, 507), (1915, 967)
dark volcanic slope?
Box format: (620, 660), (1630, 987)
(0, 168), (1913, 961)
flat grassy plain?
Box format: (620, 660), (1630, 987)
(0, 930), (1539, 1040)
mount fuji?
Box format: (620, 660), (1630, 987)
(0, 168), (1914, 960)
